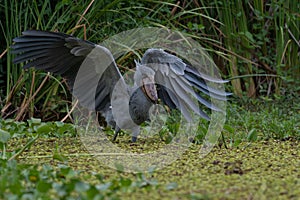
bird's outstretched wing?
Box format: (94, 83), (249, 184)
(141, 48), (230, 121)
(12, 30), (124, 113)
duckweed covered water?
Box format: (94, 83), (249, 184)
(11, 136), (300, 199)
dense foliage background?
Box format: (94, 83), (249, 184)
(0, 0), (299, 121)
(0, 1), (299, 199)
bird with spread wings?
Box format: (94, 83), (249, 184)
(12, 30), (230, 142)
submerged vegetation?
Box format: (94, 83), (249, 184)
(0, 0), (299, 199)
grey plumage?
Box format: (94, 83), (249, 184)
(12, 30), (231, 142)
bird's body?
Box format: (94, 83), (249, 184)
(129, 86), (153, 125)
(12, 30), (230, 142)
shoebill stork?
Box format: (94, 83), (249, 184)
(12, 30), (230, 142)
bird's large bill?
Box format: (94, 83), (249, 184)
(142, 77), (158, 103)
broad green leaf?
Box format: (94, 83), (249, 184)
(120, 178), (132, 187)
(36, 181), (52, 193)
(36, 123), (52, 134)
(29, 118), (42, 124)
(0, 129), (11, 143)
(75, 181), (90, 192)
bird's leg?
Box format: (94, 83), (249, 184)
(132, 136), (137, 142)
(112, 126), (121, 141)
(131, 126), (141, 142)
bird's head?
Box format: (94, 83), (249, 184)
(134, 60), (158, 103)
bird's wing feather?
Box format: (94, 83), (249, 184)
(141, 48), (230, 121)
(12, 30), (125, 112)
